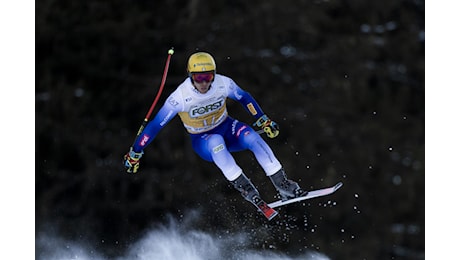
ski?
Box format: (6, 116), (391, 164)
(267, 182), (343, 208)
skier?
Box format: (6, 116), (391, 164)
(123, 52), (307, 219)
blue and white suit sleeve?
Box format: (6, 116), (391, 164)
(227, 79), (265, 119)
(132, 94), (181, 152)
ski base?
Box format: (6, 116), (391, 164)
(268, 182), (343, 208)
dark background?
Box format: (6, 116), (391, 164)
(36, 0), (424, 259)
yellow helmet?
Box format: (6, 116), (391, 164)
(187, 52), (216, 74)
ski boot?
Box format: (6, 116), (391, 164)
(231, 173), (278, 220)
(269, 168), (308, 201)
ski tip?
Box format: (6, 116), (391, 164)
(334, 182), (344, 190)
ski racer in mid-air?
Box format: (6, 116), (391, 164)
(123, 51), (308, 219)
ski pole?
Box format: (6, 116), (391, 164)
(133, 48), (174, 145)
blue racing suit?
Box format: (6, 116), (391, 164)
(132, 74), (282, 181)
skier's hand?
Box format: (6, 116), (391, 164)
(123, 147), (144, 173)
(253, 114), (279, 138)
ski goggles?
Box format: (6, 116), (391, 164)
(191, 72), (214, 83)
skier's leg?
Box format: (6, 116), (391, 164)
(227, 122), (282, 175)
(191, 133), (277, 219)
(231, 122), (307, 200)
(191, 133), (242, 181)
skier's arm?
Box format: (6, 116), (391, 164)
(227, 79), (265, 118)
(131, 100), (179, 152)
(124, 92), (182, 173)
(227, 80), (279, 138)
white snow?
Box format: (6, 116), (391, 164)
(36, 215), (331, 260)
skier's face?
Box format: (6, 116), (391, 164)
(193, 80), (212, 93)
(191, 72), (214, 94)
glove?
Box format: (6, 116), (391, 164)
(123, 147), (144, 173)
(253, 114), (279, 138)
